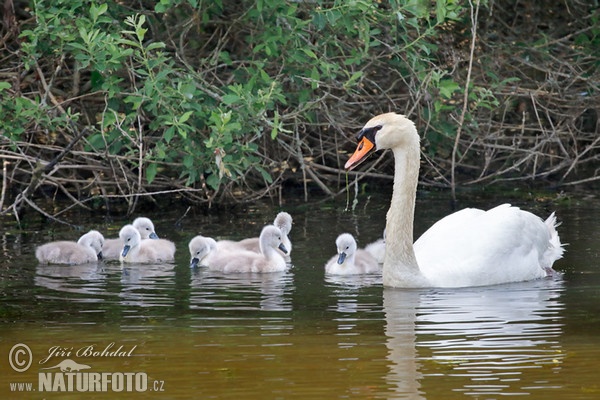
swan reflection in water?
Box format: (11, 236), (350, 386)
(190, 267), (294, 312)
(326, 273), (383, 314)
(118, 263), (176, 307)
(384, 276), (565, 398)
(35, 263), (108, 299)
(35, 262), (177, 307)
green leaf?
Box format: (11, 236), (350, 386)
(302, 48), (317, 60)
(271, 111), (279, 140)
(345, 71), (363, 88)
(164, 126), (175, 143)
(438, 79), (461, 99)
(206, 173), (220, 190)
(179, 111), (193, 124)
(222, 94), (240, 105)
(0, 82), (11, 91)
(183, 154), (194, 169)
(436, 0), (447, 23)
(255, 165), (273, 183)
(147, 42), (166, 51)
(146, 163), (157, 184)
(119, 39), (140, 48)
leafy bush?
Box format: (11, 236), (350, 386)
(1, 0), (599, 219)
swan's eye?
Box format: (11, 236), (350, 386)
(357, 125), (382, 142)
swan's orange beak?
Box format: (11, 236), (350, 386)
(344, 136), (375, 170)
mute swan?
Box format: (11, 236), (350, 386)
(207, 225), (288, 273)
(365, 229), (386, 264)
(103, 217), (159, 260)
(217, 212), (293, 262)
(36, 230), (105, 265)
(344, 112), (564, 288)
(119, 225), (175, 263)
(188, 235), (217, 268)
(325, 233), (381, 275)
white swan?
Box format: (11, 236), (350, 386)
(365, 229), (386, 264)
(325, 233), (381, 275)
(119, 225), (175, 263)
(218, 212), (293, 262)
(207, 225), (288, 273)
(103, 217), (159, 260)
(345, 112), (564, 288)
(35, 230), (105, 265)
(188, 235), (217, 268)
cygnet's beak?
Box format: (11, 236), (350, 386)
(337, 252), (347, 265)
(121, 245), (131, 257)
(278, 243), (288, 254)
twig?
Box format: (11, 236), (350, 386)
(7, 127), (89, 218)
(0, 160), (7, 212)
(451, 0), (480, 203)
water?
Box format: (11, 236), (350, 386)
(1, 193), (600, 399)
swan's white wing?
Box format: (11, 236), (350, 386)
(414, 204), (552, 287)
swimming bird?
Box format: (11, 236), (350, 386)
(119, 225), (175, 263)
(217, 212), (293, 262)
(344, 112), (564, 288)
(365, 229), (386, 264)
(188, 235), (217, 268)
(103, 217), (159, 260)
(35, 230), (105, 265)
(207, 225), (288, 273)
(325, 233), (381, 275)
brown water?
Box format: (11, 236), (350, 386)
(1, 193), (600, 399)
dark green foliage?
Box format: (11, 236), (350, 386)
(1, 0), (599, 216)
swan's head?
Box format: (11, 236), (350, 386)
(273, 212), (293, 235)
(188, 235), (217, 268)
(119, 225), (141, 257)
(345, 113), (418, 170)
(133, 217), (159, 239)
(78, 230), (105, 260)
(260, 225), (288, 254)
(335, 233), (357, 265)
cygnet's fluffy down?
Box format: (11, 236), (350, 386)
(217, 212), (293, 262)
(119, 225), (175, 263)
(188, 235), (217, 268)
(36, 230), (105, 265)
(207, 225), (288, 273)
(325, 233), (381, 275)
(103, 217), (160, 260)
(364, 229), (386, 264)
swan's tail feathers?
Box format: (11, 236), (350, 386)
(544, 212), (565, 262)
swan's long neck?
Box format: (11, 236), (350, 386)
(260, 239), (276, 260)
(383, 135), (429, 287)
